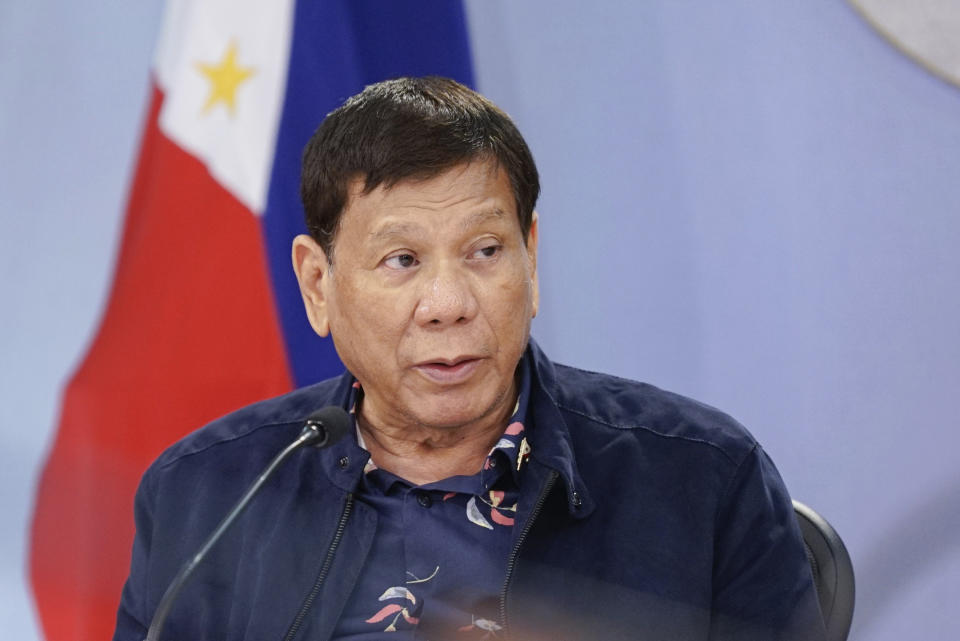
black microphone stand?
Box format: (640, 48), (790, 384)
(144, 408), (348, 641)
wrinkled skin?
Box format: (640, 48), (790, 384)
(292, 161), (538, 481)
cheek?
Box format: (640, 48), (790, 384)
(503, 266), (535, 304)
(337, 284), (412, 344)
(487, 277), (535, 330)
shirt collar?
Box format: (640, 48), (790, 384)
(482, 352), (533, 486)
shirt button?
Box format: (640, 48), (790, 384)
(488, 457), (497, 468)
(338, 456), (349, 469)
(416, 493), (433, 508)
(571, 491), (582, 508)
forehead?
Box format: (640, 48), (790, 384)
(339, 161), (518, 237)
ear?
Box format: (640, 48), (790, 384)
(291, 234), (332, 337)
(527, 212), (540, 318)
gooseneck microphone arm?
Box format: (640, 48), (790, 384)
(145, 407), (350, 641)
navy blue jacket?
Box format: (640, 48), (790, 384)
(114, 341), (825, 640)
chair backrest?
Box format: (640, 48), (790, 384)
(792, 500), (855, 641)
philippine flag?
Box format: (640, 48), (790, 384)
(28, 2), (474, 639)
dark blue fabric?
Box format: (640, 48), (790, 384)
(260, 0), (475, 387)
(113, 340), (826, 641)
(332, 465), (515, 639)
(332, 360), (531, 639)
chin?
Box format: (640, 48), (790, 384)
(413, 392), (505, 430)
(412, 409), (484, 431)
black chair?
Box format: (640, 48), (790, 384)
(792, 500), (855, 641)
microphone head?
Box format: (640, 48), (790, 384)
(302, 406), (351, 448)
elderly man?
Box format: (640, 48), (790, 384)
(114, 77), (825, 641)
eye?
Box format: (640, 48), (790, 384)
(383, 253), (419, 270)
(470, 244), (502, 260)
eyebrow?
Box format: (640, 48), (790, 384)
(368, 222), (424, 245)
(367, 207), (507, 244)
(461, 207), (506, 231)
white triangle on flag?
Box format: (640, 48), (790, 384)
(153, 0), (295, 215)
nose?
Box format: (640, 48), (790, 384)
(413, 262), (478, 327)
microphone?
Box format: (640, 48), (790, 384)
(144, 406), (350, 641)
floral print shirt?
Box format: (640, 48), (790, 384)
(331, 357), (533, 640)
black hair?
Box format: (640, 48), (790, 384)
(300, 76), (539, 259)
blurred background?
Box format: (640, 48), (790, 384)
(2, 1), (959, 639)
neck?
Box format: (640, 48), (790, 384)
(356, 407), (510, 486)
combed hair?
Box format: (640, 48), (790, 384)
(300, 76), (540, 259)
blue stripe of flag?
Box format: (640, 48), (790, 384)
(262, 0), (475, 387)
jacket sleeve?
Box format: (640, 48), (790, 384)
(112, 468), (156, 641)
(709, 444), (827, 641)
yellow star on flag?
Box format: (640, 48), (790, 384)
(195, 41), (255, 116)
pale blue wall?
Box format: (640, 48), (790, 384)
(0, 1), (165, 638)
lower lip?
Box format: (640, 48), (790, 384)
(414, 359), (481, 385)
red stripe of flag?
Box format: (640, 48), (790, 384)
(29, 84), (294, 641)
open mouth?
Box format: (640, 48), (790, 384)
(414, 357), (482, 384)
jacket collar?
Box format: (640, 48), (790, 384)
(316, 373), (371, 494)
(313, 338), (594, 519)
(525, 338), (595, 520)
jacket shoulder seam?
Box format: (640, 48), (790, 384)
(553, 362), (639, 386)
(555, 401), (741, 466)
(155, 419), (297, 471)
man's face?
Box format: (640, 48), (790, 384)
(293, 161), (538, 432)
